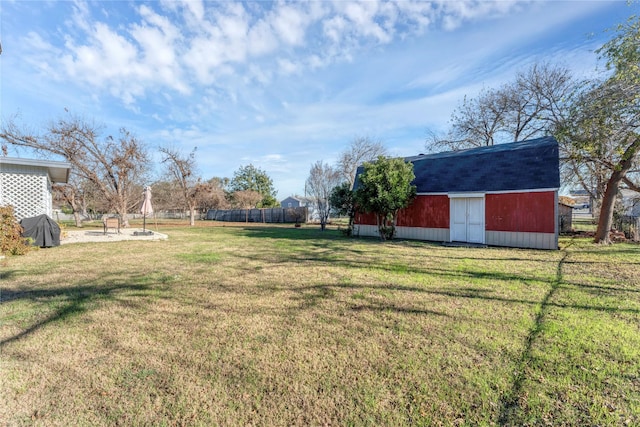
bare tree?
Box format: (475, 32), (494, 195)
(147, 180), (178, 213)
(510, 62), (573, 140)
(306, 161), (342, 231)
(199, 178), (231, 212)
(446, 88), (511, 149)
(435, 63), (574, 151)
(159, 146), (207, 226)
(1, 114), (148, 227)
(52, 178), (85, 227)
(337, 136), (387, 187)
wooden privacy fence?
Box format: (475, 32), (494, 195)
(206, 207), (308, 223)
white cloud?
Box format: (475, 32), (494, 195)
(21, 0), (535, 108)
(247, 19), (279, 56)
(67, 0), (92, 33)
(439, 0), (524, 31)
(323, 15), (347, 43)
(342, 1), (392, 43)
(184, 0), (205, 22)
(271, 4), (310, 46)
(278, 58), (301, 75)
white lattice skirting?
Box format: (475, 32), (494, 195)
(0, 171), (52, 220)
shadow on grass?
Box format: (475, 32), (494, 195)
(576, 246), (640, 256)
(0, 278), (152, 348)
(288, 281), (640, 316)
(288, 283), (449, 317)
(497, 242), (571, 424)
(239, 226), (568, 262)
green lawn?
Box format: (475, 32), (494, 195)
(1, 223), (639, 426)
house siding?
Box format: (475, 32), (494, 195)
(0, 165), (52, 220)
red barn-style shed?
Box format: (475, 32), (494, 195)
(353, 137), (560, 250)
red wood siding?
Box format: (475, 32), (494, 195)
(355, 195), (450, 228)
(354, 211), (377, 225)
(485, 192), (555, 233)
(397, 195), (449, 228)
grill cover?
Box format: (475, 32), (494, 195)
(20, 215), (61, 247)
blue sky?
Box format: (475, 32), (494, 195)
(0, 1), (635, 199)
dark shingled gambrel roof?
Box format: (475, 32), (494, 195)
(354, 136), (559, 193)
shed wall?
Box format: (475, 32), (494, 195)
(485, 192), (556, 233)
(355, 195), (450, 229)
(397, 195), (449, 228)
(354, 192), (558, 249)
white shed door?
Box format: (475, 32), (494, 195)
(450, 197), (485, 244)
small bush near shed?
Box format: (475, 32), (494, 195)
(0, 205), (32, 255)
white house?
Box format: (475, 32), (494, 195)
(281, 196), (304, 208)
(280, 195), (320, 222)
(0, 157), (71, 220)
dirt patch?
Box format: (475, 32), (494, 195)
(61, 228), (168, 244)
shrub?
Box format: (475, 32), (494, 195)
(0, 205), (32, 256)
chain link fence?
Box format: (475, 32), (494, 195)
(613, 215), (640, 241)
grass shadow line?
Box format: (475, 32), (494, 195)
(497, 243), (571, 424)
(1, 281), (151, 348)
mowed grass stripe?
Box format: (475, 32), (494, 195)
(0, 223), (638, 426)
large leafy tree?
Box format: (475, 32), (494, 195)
(329, 136), (388, 235)
(558, 14), (640, 244)
(354, 156), (416, 241)
(305, 161), (342, 231)
(1, 114), (149, 227)
(229, 164), (278, 208)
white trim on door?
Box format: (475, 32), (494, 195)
(449, 195), (485, 244)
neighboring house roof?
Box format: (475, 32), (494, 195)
(570, 189), (591, 196)
(0, 157), (72, 183)
(281, 196), (302, 203)
(354, 136), (559, 193)
(282, 196), (315, 205)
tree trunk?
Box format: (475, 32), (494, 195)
(189, 208), (196, 226)
(73, 211), (82, 228)
(594, 177), (619, 244)
(118, 200), (129, 228)
(594, 138), (640, 244)
(69, 195), (83, 227)
(376, 213), (385, 241)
